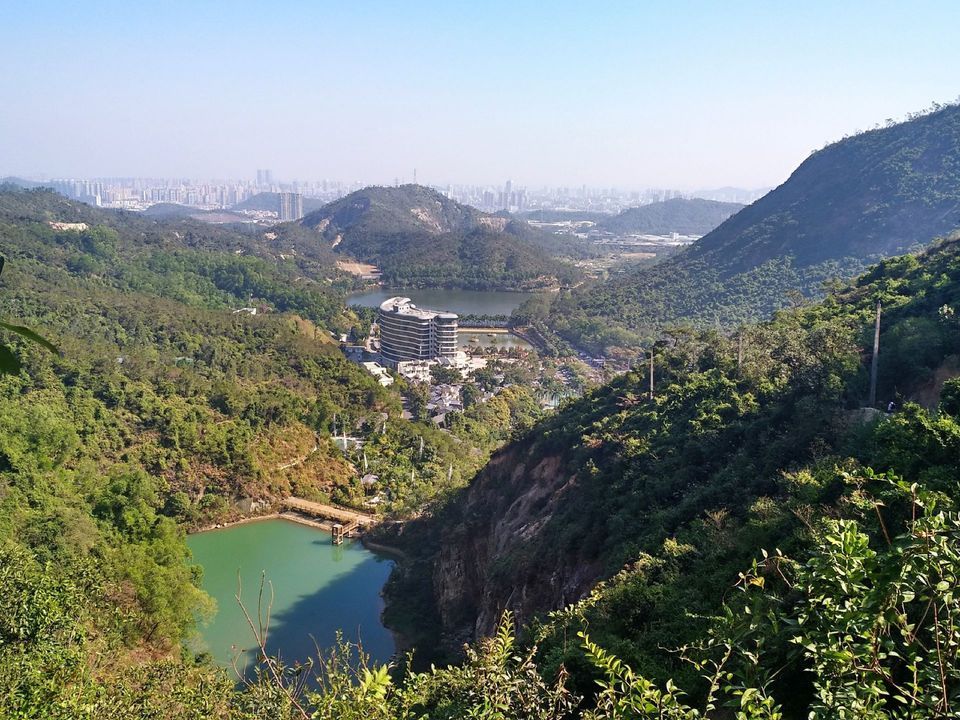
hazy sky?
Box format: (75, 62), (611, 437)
(2, 1), (958, 189)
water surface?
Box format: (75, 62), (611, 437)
(187, 518), (394, 674)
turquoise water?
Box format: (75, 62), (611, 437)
(187, 519), (394, 674)
(347, 287), (539, 316)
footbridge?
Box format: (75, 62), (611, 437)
(281, 496), (376, 544)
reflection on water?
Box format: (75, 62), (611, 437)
(187, 518), (394, 675)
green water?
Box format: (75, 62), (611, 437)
(347, 287), (540, 316)
(187, 519), (395, 673)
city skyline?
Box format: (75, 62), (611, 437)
(11, 172), (765, 216)
(2, 1), (959, 188)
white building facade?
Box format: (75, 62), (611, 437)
(378, 297), (458, 367)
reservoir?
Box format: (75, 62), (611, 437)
(187, 518), (394, 674)
(347, 287), (540, 317)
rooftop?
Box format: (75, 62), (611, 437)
(379, 296), (458, 321)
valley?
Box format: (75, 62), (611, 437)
(4, 96), (960, 718)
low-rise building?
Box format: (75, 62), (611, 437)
(361, 361), (394, 387)
(396, 359), (435, 384)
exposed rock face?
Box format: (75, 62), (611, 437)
(432, 441), (602, 647)
(477, 216), (508, 232)
(409, 205), (447, 233)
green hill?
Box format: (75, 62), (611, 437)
(0, 186), (531, 714)
(4, 195), (960, 715)
(0, 176), (45, 190)
(547, 104), (960, 352)
(404, 231), (960, 709)
(594, 197), (744, 235)
(300, 184), (587, 290)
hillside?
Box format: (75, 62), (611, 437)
(300, 184), (587, 290)
(395, 233), (960, 705)
(5, 186), (960, 716)
(0, 187), (548, 713)
(594, 197), (744, 235)
(232, 191), (327, 215)
(0, 176), (45, 189)
(547, 104), (960, 352)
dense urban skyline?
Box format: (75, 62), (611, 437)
(2, 1), (959, 189)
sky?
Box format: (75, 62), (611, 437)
(1, 1), (958, 190)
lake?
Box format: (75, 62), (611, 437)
(347, 287), (539, 316)
(187, 518), (394, 675)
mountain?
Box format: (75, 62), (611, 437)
(5, 200), (960, 715)
(0, 186), (537, 710)
(300, 184), (587, 290)
(399, 232), (960, 701)
(232, 191), (327, 215)
(548, 104), (960, 352)
(594, 198), (744, 235)
(0, 176), (45, 189)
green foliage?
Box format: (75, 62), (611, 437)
(548, 104), (960, 352)
(420, 233), (960, 711)
(301, 184), (585, 290)
(7, 164), (960, 718)
(939, 377), (960, 417)
(0, 256), (60, 374)
(594, 198), (744, 236)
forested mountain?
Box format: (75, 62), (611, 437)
(0, 187), (544, 713)
(0, 176), (45, 189)
(545, 103), (960, 352)
(593, 197), (744, 235)
(5, 183), (960, 716)
(300, 184), (587, 290)
(399, 232), (960, 711)
(0, 187), (346, 278)
(0, 188), (501, 511)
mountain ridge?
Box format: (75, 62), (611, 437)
(299, 184), (586, 290)
(594, 197), (744, 236)
(412, 231), (960, 693)
(545, 103), (960, 352)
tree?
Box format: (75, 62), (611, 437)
(0, 257), (60, 374)
(430, 364), (462, 385)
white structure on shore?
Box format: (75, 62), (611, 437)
(378, 297), (458, 366)
(361, 361), (394, 387)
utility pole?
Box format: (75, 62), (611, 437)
(869, 301), (881, 407)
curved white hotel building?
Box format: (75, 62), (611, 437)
(378, 297), (458, 366)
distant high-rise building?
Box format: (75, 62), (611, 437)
(256, 169), (273, 187)
(277, 192), (303, 221)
